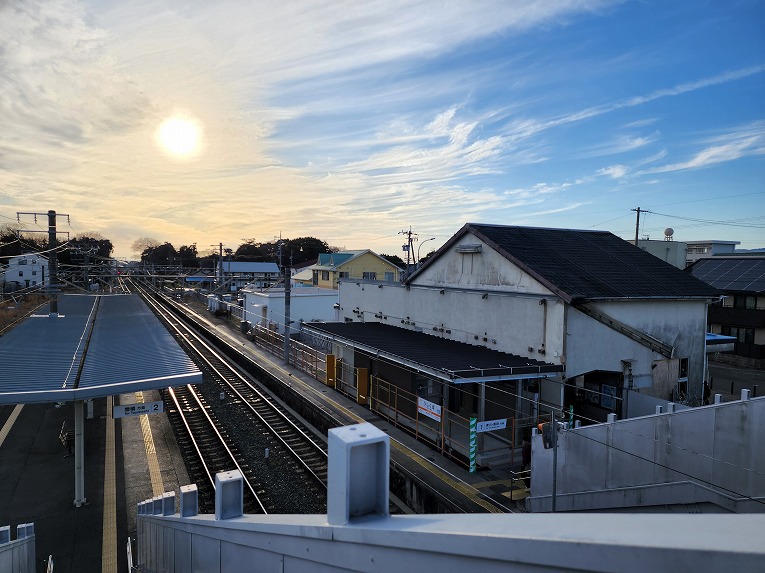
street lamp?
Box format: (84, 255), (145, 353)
(417, 237), (436, 265)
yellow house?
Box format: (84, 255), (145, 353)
(298, 250), (402, 290)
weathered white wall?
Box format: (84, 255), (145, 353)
(341, 279), (566, 362)
(565, 300), (708, 401)
(242, 289), (338, 335)
(529, 396), (765, 512)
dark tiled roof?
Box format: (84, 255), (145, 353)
(305, 322), (562, 380)
(466, 224), (720, 302)
(689, 257), (765, 293)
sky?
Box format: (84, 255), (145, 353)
(1, 0), (764, 261)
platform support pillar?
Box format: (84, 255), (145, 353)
(74, 400), (86, 507)
(477, 383), (486, 454)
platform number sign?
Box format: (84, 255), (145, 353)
(469, 417), (477, 473)
(113, 401), (164, 418)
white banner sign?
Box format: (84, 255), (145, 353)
(417, 397), (442, 422)
(476, 418), (507, 433)
(113, 401), (164, 418)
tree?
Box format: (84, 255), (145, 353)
(234, 242), (266, 261)
(178, 244), (199, 267)
(131, 237), (160, 256)
(285, 237), (331, 265)
(380, 253), (406, 267)
(141, 242), (178, 265)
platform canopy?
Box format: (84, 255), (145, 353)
(304, 322), (563, 383)
(0, 293), (202, 404)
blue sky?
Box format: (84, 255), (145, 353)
(1, 0), (763, 259)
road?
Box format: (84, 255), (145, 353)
(708, 361), (765, 400)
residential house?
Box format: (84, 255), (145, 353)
(300, 250), (402, 289)
(689, 255), (765, 368)
(307, 224), (719, 469)
(220, 261), (280, 291)
(1, 254), (48, 292)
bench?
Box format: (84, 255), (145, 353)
(59, 421), (74, 456)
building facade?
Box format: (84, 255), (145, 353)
(690, 255), (765, 368)
(1, 254), (48, 292)
(333, 224), (720, 427)
(299, 251), (402, 290)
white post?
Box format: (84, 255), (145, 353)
(73, 400), (86, 507)
(327, 423), (389, 525)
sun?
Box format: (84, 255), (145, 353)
(155, 114), (203, 158)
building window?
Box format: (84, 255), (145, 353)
(312, 271), (318, 286)
(678, 358), (689, 380)
(384, 271), (394, 282)
(19, 271), (23, 277)
(733, 295), (756, 309)
(338, 271), (349, 279)
(32, 271), (37, 276)
(722, 326), (755, 344)
(18, 258), (27, 265)
(321, 271), (330, 281)
(362, 272), (377, 280)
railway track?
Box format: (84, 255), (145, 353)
(131, 279), (328, 514)
(164, 383), (268, 514)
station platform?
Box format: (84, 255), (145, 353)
(0, 300), (523, 571)
(0, 389), (188, 572)
(182, 299), (527, 514)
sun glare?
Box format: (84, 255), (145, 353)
(155, 114), (203, 158)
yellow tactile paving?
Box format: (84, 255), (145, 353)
(0, 404), (24, 448)
(102, 396), (117, 573)
(135, 392), (164, 496)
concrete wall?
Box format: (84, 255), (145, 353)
(566, 300), (708, 402)
(528, 396), (765, 512)
(134, 423), (765, 572)
(136, 512), (765, 573)
(242, 289), (338, 335)
(0, 524), (35, 573)
(339, 281), (565, 365)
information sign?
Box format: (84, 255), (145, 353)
(113, 401), (164, 418)
(476, 418), (507, 433)
(417, 397), (442, 422)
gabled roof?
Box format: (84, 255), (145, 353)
(689, 256), (765, 293)
(410, 223), (720, 302)
(314, 250), (402, 271)
(316, 250), (365, 268)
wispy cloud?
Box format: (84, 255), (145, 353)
(640, 121), (765, 174)
(598, 165), (630, 179)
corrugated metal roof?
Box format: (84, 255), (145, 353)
(222, 261), (280, 273)
(0, 294), (201, 404)
(304, 322), (562, 383)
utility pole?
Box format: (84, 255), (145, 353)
(17, 210), (70, 315)
(398, 227), (418, 274)
(631, 207), (650, 245)
(283, 263), (291, 365)
(209, 243), (224, 288)
(551, 412), (558, 513)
